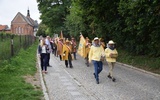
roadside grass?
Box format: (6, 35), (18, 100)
(0, 43), (43, 100)
(0, 35), (33, 60)
(117, 48), (160, 74)
(0, 38), (11, 60)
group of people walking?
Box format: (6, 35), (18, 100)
(38, 36), (77, 73)
(38, 35), (118, 84)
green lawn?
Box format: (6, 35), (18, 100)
(0, 43), (43, 100)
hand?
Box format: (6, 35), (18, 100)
(109, 53), (113, 57)
(63, 54), (65, 56)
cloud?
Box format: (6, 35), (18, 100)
(0, 0), (41, 27)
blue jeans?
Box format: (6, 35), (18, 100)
(92, 60), (103, 81)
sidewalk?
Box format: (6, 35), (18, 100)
(38, 54), (160, 100)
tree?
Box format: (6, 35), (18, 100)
(37, 0), (160, 57)
(37, 0), (71, 35)
(118, 0), (160, 56)
(36, 22), (47, 37)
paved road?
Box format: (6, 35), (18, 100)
(40, 54), (160, 100)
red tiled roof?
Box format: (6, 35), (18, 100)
(0, 25), (7, 31)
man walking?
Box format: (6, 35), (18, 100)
(45, 36), (52, 67)
(89, 37), (105, 84)
(105, 40), (118, 82)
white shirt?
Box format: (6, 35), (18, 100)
(41, 45), (47, 53)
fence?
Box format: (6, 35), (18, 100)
(0, 33), (36, 61)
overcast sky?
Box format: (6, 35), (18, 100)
(0, 0), (41, 27)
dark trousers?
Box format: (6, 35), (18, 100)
(73, 52), (76, 60)
(40, 53), (47, 71)
(92, 60), (103, 81)
(52, 48), (57, 56)
(65, 53), (73, 67)
(59, 55), (62, 61)
(46, 53), (50, 66)
(85, 54), (89, 66)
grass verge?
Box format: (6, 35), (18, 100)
(0, 42), (43, 100)
(117, 48), (160, 75)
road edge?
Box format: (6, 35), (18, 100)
(37, 53), (50, 100)
(116, 62), (160, 78)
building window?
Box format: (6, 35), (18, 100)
(21, 28), (23, 34)
(19, 27), (21, 34)
(16, 28), (18, 34)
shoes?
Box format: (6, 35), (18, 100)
(112, 78), (116, 82)
(48, 65), (52, 67)
(93, 73), (96, 78)
(96, 80), (99, 84)
(107, 75), (116, 82)
(45, 71), (48, 74)
(85, 62), (89, 67)
(70, 66), (73, 68)
(87, 64), (89, 67)
(66, 65), (68, 68)
(107, 75), (112, 79)
(42, 70), (47, 74)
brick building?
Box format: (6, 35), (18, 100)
(0, 25), (11, 33)
(11, 9), (38, 36)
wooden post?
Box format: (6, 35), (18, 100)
(20, 35), (21, 48)
(11, 35), (14, 56)
(25, 35), (27, 49)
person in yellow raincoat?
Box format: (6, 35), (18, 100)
(89, 37), (105, 84)
(62, 39), (73, 68)
(71, 38), (77, 60)
(105, 40), (118, 82)
(57, 38), (63, 60)
(84, 37), (91, 67)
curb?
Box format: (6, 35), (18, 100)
(37, 54), (50, 100)
(116, 62), (160, 78)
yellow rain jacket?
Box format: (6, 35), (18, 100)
(84, 42), (91, 58)
(89, 45), (105, 62)
(57, 41), (63, 56)
(62, 44), (72, 60)
(105, 48), (118, 62)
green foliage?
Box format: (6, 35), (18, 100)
(37, 0), (160, 57)
(118, 0), (160, 56)
(65, 0), (121, 41)
(36, 22), (47, 36)
(0, 42), (42, 99)
(65, 1), (85, 38)
(37, 0), (72, 35)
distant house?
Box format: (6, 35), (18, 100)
(11, 9), (38, 36)
(0, 25), (11, 33)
